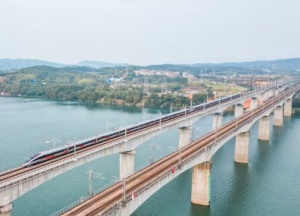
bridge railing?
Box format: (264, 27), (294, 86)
(1, 83), (296, 191)
(0, 82), (288, 177)
(49, 181), (118, 216)
(51, 86), (299, 216)
(0, 84), (290, 191)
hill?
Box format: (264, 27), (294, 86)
(76, 60), (123, 68)
(0, 59), (125, 72)
(1, 57), (300, 74)
(191, 58), (300, 73)
(0, 59), (65, 71)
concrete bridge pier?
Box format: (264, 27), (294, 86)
(251, 97), (258, 109)
(265, 90), (270, 98)
(269, 89), (274, 98)
(234, 132), (250, 163)
(235, 104), (243, 118)
(284, 99), (292, 116)
(275, 89), (279, 96)
(0, 197), (12, 216)
(274, 106), (283, 126)
(179, 126), (192, 148)
(258, 93), (265, 104)
(258, 116), (270, 140)
(119, 150), (136, 179)
(0, 205), (12, 216)
(182, 126), (212, 206)
(191, 162), (212, 206)
(266, 90), (270, 98)
(213, 113), (223, 130)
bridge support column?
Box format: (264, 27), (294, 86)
(284, 99), (292, 116)
(213, 113), (222, 130)
(119, 150), (136, 179)
(275, 89), (279, 96)
(179, 126), (192, 148)
(274, 106), (283, 126)
(251, 97), (258, 109)
(191, 162), (212, 206)
(235, 104), (243, 118)
(264, 90), (269, 100)
(258, 116), (270, 140)
(258, 93), (265, 105)
(0, 204), (12, 216)
(269, 89), (274, 98)
(234, 132), (250, 163)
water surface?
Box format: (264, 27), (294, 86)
(1, 97), (299, 216)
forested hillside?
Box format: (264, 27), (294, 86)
(0, 65), (191, 108)
(1, 58), (298, 109)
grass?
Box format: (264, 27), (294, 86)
(205, 82), (246, 93)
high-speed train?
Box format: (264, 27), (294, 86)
(22, 92), (242, 167)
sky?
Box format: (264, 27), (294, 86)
(0, 0), (300, 65)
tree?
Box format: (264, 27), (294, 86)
(206, 87), (213, 98)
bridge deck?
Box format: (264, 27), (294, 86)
(60, 86), (299, 216)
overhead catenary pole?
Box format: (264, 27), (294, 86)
(122, 177), (126, 205)
(73, 137), (77, 161)
(125, 123), (127, 141)
(159, 112), (162, 128)
(46, 135), (60, 149)
(150, 143), (155, 164)
(89, 170), (93, 197)
(88, 170), (105, 198)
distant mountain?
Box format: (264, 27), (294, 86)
(1, 57), (299, 74)
(0, 59), (124, 72)
(16, 65), (96, 74)
(76, 60), (123, 68)
(191, 58), (300, 72)
(145, 64), (193, 71)
(0, 59), (65, 70)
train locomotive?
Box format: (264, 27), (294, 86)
(22, 92), (242, 167)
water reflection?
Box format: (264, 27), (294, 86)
(190, 203), (210, 216)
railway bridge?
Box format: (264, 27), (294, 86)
(0, 80), (294, 216)
(59, 85), (299, 216)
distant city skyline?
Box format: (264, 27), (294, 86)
(1, 0), (300, 66)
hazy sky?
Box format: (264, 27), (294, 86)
(1, 0), (300, 65)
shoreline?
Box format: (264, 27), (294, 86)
(2, 95), (300, 115)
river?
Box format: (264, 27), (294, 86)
(1, 97), (299, 216)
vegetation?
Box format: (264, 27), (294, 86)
(204, 81), (245, 95)
(0, 63), (272, 109)
(2, 57), (300, 74)
(292, 98), (300, 108)
(0, 66), (191, 107)
(145, 93), (207, 109)
(0, 66), (142, 104)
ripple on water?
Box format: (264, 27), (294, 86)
(1, 98), (300, 216)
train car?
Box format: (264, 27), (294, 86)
(191, 93), (241, 112)
(23, 93), (244, 167)
(22, 146), (70, 166)
(23, 128), (132, 166)
(22, 137), (98, 166)
(161, 109), (187, 121)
